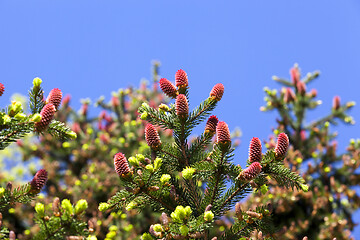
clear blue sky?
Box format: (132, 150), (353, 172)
(1, 0), (360, 236)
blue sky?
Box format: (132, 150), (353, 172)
(1, 0), (360, 236)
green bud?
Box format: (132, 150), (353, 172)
(160, 174), (171, 184)
(145, 164), (154, 173)
(179, 225), (189, 236)
(154, 158), (162, 170)
(99, 202), (110, 212)
(14, 113), (26, 120)
(61, 199), (74, 214)
(35, 203), (45, 218)
(9, 101), (23, 116)
(126, 201), (137, 211)
(141, 102), (149, 108)
(182, 167), (196, 180)
(136, 154), (145, 162)
(109, 225), (118, 232)
(153, 224), (163, 233)
(74, 199), (88, 215)
(87, 236), (97, 240)
(66, 131), (77, 139)
(141, 233), (153, 240)
(301, 184), (309, 192)
(184, 206), (192, 217)
(158, 103), (170, 112)
(31, 113), (42, 122)
(0, 187), (4, 198)
(2, 115), (11, 124)
(128, 156), (139, 167)
(260, 184), (268, 194)
(140, 112), (148, 120)
(106, 231), (116, 238)
(204, 211), (214, 222)
(33, 77), (42, 88)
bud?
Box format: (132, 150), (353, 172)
(159, 78), (178, 98)
(145, 164), (154, 173)
(0, 187), (4, 198)
(154, 158), (162, 170)
(30, 169), (48, 193)
(74, 199), (88, 215)
(66, 131), (77, 139)
(237, 162), (262, 181)
(216, 121), (231, 151)
(161, 212), (169, 225)
(175, 69), (188, 90)
(284, 88), (296, 103)
(171, 206), (192, 223)
(114, 152), (131, 177)
(296, 81), (306, 96)
(31, 113), (42, 122)
(46, 88), (62, 110)
(209, 83), (224, 101)
(160, 174), (171, 184)
(309, 89), (317, 98)
(204, 115), (218, 136)
(52, 197), (60, 216)
(128, 156), (139, 167)
(180, 225), (189, 236)
(35, 203), (45, 218)
(332, 96), (341, 110)
(158, 103), (170, 112)
(140, 112), (148, 120)
(248, 137), (262, 163)
(125, 201), (137, 211)
(145, 124), (161, 150)
(61, 199), (74, 214)
(0, 83), (4, 96)
(176, 94), (189, 119)
(204, 211), (214, 222)
(98, 202), (110, 212)
(35, 104), (56, 132)
(14, 113), (26, 120)
(33, 77), (42, 88)
(290, 65), (300, 85)
(275, 133), (289, 159)
(141, 233), (153, 240)
(182, 167), (196, 180)
(153, 224), (163, 233)
(235, 202), (242, 220)
(9, 101), (23, 117)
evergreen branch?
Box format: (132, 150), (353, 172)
(264, 162), (305, 190)
(138, 104), (175, 130)
(0, 121), (34, 150)
(143, 191), (175, 212)
(188, 98), (217, 129)
(218, 183), (251, 215)
(29, 85), (45, 114)
(46, 120), (73, 140)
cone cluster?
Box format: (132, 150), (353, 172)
(35, 103), (56, 132)
(274, 133), (289, 159)
(114, 152), (130, 177)
(248, 137), (262, 163)
(210, 83), (224, 101)
(238, 162), (262, 181)
(30, 169), (48, 191)
(46, 88), (62, 110)
(145, 124), (162, 149)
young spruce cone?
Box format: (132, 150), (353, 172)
(35, 103), (56, 132)
(0, 83), (4, 96)
(216, 121), (231, 151)
(175, 69), (188, 89)
(248, 137), (262, 163)
(145, 124), (162, 150)
(159, 78), (178, 98)
(30, 169), (48, 192)
(332, 96), (341, 110)
(204, 115), (218, 135)
(275, 133), (289, 159)
(46, 88), (62, 110)
(114, 152), (131, 177)
(209, 83), (224, 101)
(176, 94), (189, 119)
(237, 162), (262, 181)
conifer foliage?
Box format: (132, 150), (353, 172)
(102, 70), (307, 239)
